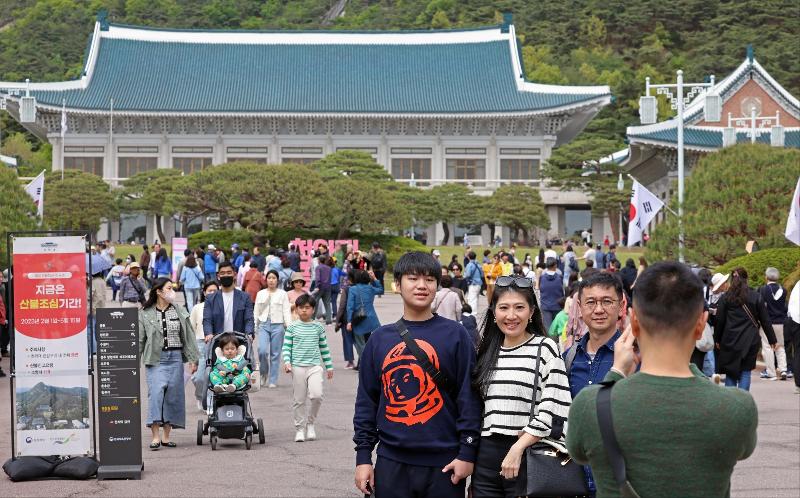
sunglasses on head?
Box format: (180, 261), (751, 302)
(495, 276), (533, 288)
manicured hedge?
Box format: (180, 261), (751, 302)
(715, 247), (800, 288)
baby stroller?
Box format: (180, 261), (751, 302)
(196, 331), (265, 450)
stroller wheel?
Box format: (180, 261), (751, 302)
(196, 420), (204, 446)
(210, 434), (217, 451)
(257, 419), (266, 444)
(245, 432), (252, 450)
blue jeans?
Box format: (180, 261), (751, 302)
(703, 350), (716, 377)
(191, 338), (208, 401)
(145, 349), (186, 428)
(724, 369), (752, 390)
(258, 321), (285, 385)
(330, 286), (340, 318)
(184, 288), (200, 312)
(342, 328), (355, 363)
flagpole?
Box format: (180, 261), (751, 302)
(60, 98), (66, 181)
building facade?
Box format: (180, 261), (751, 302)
(621, 49), (799, 230)
(1, 13), (612, 245)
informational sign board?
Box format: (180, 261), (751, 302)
(171, 237), (188, 281)
(291, 238), (359, 290)
(12, 235), (92, 457)
(96, 307), (143, 479)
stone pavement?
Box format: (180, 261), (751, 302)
(0, 290), (798, 497)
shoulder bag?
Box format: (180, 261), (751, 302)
(516, 340), (590, 498)
(597, 382), (641, 498)
(741, 303), (760, 331)
(394, 319), (458, 399)
(352, 290), (368, 326)
(695, 322), (715, 352)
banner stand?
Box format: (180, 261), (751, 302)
(6, 231), (96, 461)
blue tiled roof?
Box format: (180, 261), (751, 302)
(30, 36), (606, 114)
(629, 127), (800, 149)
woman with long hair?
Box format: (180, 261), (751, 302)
(253, 269), (293, 388)
(139, 278), (200, 448)
(179, 255), (204, 311)
(154, 247), (172, 279)
(714, 267), (777, 390)
(471, 276), (571, 497)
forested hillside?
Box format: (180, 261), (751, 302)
(1, 0), (798, 160)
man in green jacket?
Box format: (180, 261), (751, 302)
(567, 261), (757, 498)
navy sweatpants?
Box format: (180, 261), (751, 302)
(374, 456), (465, 498)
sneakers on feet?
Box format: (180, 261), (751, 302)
(224, 384), (236, 393)
(196, 400), (204, 411)
(787, 371), (794, 379)
(213, 385), (224, 393)
(260, 373), (268, 385)
(344, 362), (355, 370)
(0, 369), (6, 378)
(294, 430), (305, 442)
(780, 371), (787, 381)
(759, 370), (770, 379)
(306, 424), (316, 441)
(268, 383), (277, 388)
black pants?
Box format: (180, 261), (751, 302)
(374, 456), (465, 498)
(472, 435), (520, 498)
(0, 323), (9, 353)
(786, 318), (800, 388)
(374, 270), (385, 292)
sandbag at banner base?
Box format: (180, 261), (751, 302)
(3, 456), (99, 481)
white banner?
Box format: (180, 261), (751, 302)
(786, 176), (800, 246)
(24, 171), (45, 220)
(12, 235), (92, 457)
(627, 181), (664, 247)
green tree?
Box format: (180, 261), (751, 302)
(0, 132), (52, 177)
(0, 167), (40, 266)
(646, 144), (800, 265)
(542, 136), (628, 240)
(44, 170), (118, 232)
(118, 169), (183, 244)
(167, 162), (328, 231)
(429, 183), (478, 245)
(313, 150), (393, 182)
(484, 185), (550, 244)
(325, 178), (411, 238)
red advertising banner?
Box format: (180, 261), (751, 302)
(12, 235), (92, 457)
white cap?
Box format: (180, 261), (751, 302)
(432, 249), (441, 256)
(208, 244), (216, 250)
(711, 272), (729, 292)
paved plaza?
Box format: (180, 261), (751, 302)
(0, 291), (798, 497)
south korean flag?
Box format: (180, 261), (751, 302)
(627, 180), (664, 247)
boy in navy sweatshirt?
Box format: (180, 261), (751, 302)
(353, 252), (482, 498)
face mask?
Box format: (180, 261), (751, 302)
(219, 276), (235, 288)
(162, 290), (176, 303)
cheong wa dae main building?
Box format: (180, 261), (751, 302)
(1, 13), (615, 245)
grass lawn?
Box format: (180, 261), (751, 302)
(428, 244), (647, 268)
(110, 244), (171, 264)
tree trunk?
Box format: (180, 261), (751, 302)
(488, 223), (495, 245)
(440, 222), (450, 246)
(337, 225), (349, 239)
(521, 227), (529, 245)
(155, 214), (166, 245)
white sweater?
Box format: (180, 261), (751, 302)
(253, 288), (293, 328)
(481, 335), (570, 452)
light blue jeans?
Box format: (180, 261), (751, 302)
(145, 349), (186, 428)
(703, 350), (716, 377)
(258, 321), (285, 385)
(184, 288), (200, 312)
(724, 369), (752, 390)
(191, 338), (208, 401)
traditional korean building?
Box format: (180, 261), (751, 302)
(622, 48), (799, 228)
(1, 13), (611, 244)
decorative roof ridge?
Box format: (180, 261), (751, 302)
(101, 22), (513, 45)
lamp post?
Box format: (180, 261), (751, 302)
(639, 71), (717, 263)
(616, 173), (625, 245)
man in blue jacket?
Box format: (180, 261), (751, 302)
(202, 261), (254, 341)
(353, 252), (481, 498)
(203, 244), (219, 282)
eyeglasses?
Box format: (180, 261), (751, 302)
(495, 276), (533, 289)
(580, 298), (618, 310)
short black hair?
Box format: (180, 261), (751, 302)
(217, 261), (234, 272)
(633, 262), (704, 336)
(295, 293), (317, 309)
(467, 251), (476, 260)
(353, 269), (371, 285)
(440, 275), (453, 288)
(217, 332), (240, 350)
(393, 251), (442, 285)
(184, 249), (192, 256)
(579, 272), (624, 300)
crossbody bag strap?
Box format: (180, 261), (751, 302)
(741, 303), (759, 330)
(528, 341), (544, 421)
(395, 319), (458, 399)
(597, 382), (641, 498)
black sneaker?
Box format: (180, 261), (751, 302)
(0, 350), (8, 357)
(0, 369), (7, 377)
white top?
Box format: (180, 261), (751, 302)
(190, 302), (205, 340)
(222, 289), (235, 333)
(544, 249), (558, 262)
(480, 335), (570, 452)
(583, 248), (596, 262)
(253, 288), (293, 328)
(432, 288), (463, 321)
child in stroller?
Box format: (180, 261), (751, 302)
(209, 333), (253, 393)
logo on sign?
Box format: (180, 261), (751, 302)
(110, 312), (124, 319)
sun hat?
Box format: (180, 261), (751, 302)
(128, 262), (141, 269)
(711, 272), (730, 292)
(432, 249), (441, 256)
(208, 244), (216, 250)
(290, 271), (305, 283)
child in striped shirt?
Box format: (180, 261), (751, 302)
(283, 293), (334, 443)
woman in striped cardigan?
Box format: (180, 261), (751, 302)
(471, 276), (572, 498)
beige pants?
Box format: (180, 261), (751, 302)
(291, 365), (324, 429)
(761, 324), (787, 376)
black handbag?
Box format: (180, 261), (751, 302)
(352, 291), (368, 326)
(516, 341), (590, 498)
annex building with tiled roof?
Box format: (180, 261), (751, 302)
(1, 13), (611, 244)
(620, 48), (799, 228)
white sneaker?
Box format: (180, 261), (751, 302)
(294, 430), (305, 442)
(213, 385), (224, 393)
(224, 384), (236, 393)
(306, 424), (316, 441)
(196, 400), (203, 411)
(268, 383), (277, 389)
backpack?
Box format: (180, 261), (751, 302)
(568, 256), (579, 273)
(371, 251), (386, 271)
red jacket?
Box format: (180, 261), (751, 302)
(243, 268), (265, 303)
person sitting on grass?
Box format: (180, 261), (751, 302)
(209, 333), (253, 393)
